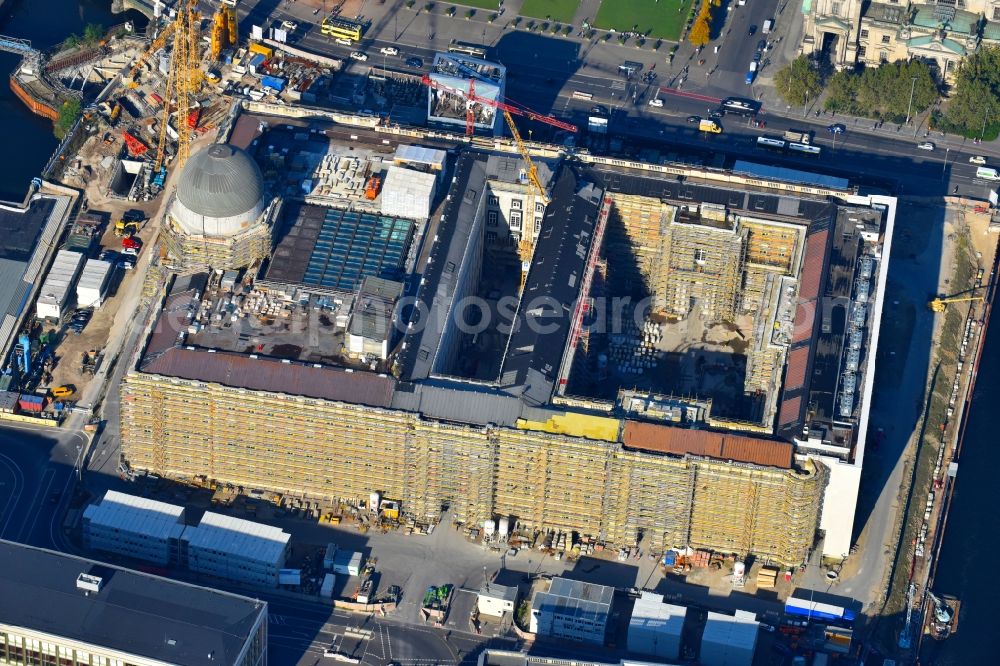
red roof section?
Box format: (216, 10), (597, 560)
(784, 346), (809, 390)
(778, 395), (803, 426)
(622, 421), (793, 468)
(798, 229), (828, 301)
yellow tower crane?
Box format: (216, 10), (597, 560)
(154, 0), (201, 173)
(124, 23), (176, 89)
(502, 110), (550, 290)
(928, 294), (984, 312)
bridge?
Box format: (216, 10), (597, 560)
(0, 35), (39, 58)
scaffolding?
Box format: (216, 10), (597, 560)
(121, 372), (826, 564)
(661, 215), (747, 321)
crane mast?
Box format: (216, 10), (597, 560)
(154, 0), (199, 172)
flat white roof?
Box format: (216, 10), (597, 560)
(83, 490), (186, 541)
(77, 259), (113, 289)
(629, 591), (686, 636)
(394, 144), (446, 169)
(702, 610), (759, 650)
(182, 511), (290, 565)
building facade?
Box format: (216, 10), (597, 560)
(807, 1), (1000, 79)
(529, 578), (614, 645)
(120, 371), (826, 565)
(82, 490), (186, 566)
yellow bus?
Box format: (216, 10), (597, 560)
(321, 16), (363, 42)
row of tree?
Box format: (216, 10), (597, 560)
(773, 47), (1000, 137)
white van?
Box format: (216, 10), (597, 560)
(976, 166), (1000, 181)
(762, 19), (774, 34)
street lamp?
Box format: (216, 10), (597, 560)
(905, 75), (918, 128)
(942, 146), (950, 181)
(981, 107), (992, 143)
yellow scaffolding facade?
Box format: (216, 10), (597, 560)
(121, 372), (826, 564)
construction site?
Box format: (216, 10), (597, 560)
(116, 100), (897, 567)
(0, 0), (896, 570)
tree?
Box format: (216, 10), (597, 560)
(824, 69), (858, 113)
(688, 1), (712, 47)
(54, 98), (81, 139)
(83, 23), (104, 44)
(946, 46), (1000, 134)
(775, 55), (822, 107)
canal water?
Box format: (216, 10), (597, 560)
(919, 302), (1000, 664)
(0, 0), (146, 200)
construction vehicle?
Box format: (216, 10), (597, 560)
(210, 4), (238, 61)
(928, 293), (984, 312)
(114, 220), (140, 237)
(50, 385), (75, 399)
(419, 75), (577, 288)
(699, 118), (722, 134)
(364, 175), (381, 200)
(122, 131), (149, 157)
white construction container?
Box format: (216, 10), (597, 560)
(36, 250), (85, 320)
(76, 259), (113, 308)
(323, 543), (339, 570)
(320, 573), (336, 598)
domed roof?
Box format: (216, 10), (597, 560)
(175, 144), (264, 220)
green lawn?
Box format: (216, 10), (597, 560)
(519, 0), (580, 23)
(453, 0), (503, 10)
(594, 0), (694, 41)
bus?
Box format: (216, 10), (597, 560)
(787, 142), (821, 156)
(721, 97), (759, 117)
(321, 16), (363, 42)
(756, 136), (786, 150)
(448, 41), (488, 58)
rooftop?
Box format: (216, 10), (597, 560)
(0, 539), (265, 666)
(182, 512), (290, 564)
(479, 582), (519, 602)
(262, 202), (414, 296)
(629, 591), (687, 635)
(83, 490), (186, 541)
(702, 610), (759, 649)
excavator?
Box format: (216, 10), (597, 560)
(927, 293), (984, 312)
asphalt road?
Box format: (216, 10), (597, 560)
(0, 424), (86, 552)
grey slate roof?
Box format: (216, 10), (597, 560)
(177, 144), (265, 219)
(0, 539), (265, 666)
(499, 168), (603, 405)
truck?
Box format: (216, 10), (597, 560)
(356, 578), (374, 604)
(699, 118), (722, 134)
(784, 129), (812, 144)
(763, 19), (774, 34)
(745, 61), (758, 84)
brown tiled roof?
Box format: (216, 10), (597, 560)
(798, 229), (828, 302)
(778, 395), (803, 426)
(785, 346), (809, 390)
(142, 347), (396, 408)
(622, 421), (793, 468)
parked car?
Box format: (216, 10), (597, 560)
(281, 20), (298, 32)
(99, 249), (118, 262)
(827, 123), (846, 134)
(405, 56), (423, 68)
(917, 141), (936, 151)
(334, 37), (352, 46)
(687, 115), (701, 123)
(350, 51), (368, 61)
(122, 247), (139, 257)
(757, 39), (767, 51)
(970, 155), (987, 165)
(380, 46), (399, 56)
(119, 257), (135, 271)
(648, 98), (663, 107)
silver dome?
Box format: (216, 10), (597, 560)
(175, 144), (264, 220)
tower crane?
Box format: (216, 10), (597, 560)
(124, 22), (176, 89)
(154, 0), (201, 173)
(928, 293), (984, 312)
(419, 74), (577, 288)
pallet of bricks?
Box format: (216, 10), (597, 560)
(691, 550), (712, 567)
